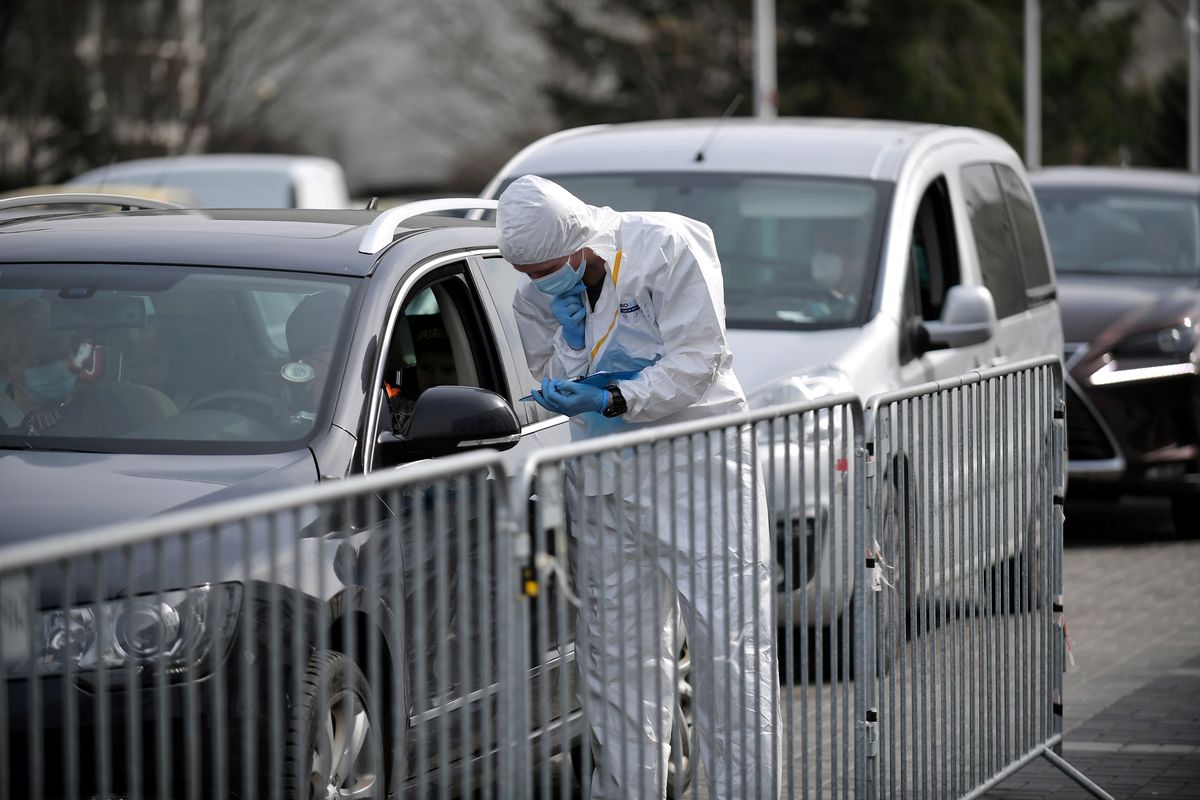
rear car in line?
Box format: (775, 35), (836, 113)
(1031, 167), (1200, 535)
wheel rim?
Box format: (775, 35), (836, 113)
(311, 688), (378, 800)
(667, 653), (693, 790)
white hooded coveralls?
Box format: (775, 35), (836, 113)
(499, 176), (780, 799)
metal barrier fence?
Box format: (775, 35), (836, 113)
(509, 393), (866, 799)
(0, 450), (524, 800)
(0, 357), (1110, 799)
(865, 357), (1107, 800)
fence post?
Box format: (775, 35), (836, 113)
(857, 419), (878, 800)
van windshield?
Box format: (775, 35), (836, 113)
(521, 172), (891, 329)
(0, 264), (355, 454)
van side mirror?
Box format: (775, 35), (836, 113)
(918, 285), (997, 352)
(376, 385), (520, 462)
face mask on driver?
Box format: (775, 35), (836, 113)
(812, 250), (845, 290)
(533, 252), (585, 296)
(23, 360), (77, 406)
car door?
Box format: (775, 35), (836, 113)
(958, 161), (1062, 367)
(350, 255), (524, 770)
(896, 173), (981, 388)
(468, 252), (581, 736)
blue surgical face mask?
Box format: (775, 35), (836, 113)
(533, 252), (585, 296)
(23, 360), (77, 405)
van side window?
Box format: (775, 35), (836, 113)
(961, 163), (1028, 318)
(994, 164), (1055, 303)
(911, 178), (962, 322)
(901, 177), (961, 362)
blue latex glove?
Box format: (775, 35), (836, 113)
(550, 285), (587, 350)
(530, 377), (610, 417)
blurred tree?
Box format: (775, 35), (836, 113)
(1039, 1), (1149, 165)
(1144, 61), (1187, 168)
(538, 0), (1157, 167)
(0, 0), (105, 187)
(537, 0), (753, 127)
(0, 0), (379, 190)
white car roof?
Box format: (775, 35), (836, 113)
(491, 118), (1009, 185)
(70, 153), (343, 177)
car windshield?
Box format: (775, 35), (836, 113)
(1035, 187), (1200, 277)
(516, 172), (890, 329)
(0, 265), (356, 454)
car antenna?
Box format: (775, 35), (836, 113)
(365, 196), (379, 211)
(694, 93), (744, 163)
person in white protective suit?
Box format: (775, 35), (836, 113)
(497, 175), (780, 799)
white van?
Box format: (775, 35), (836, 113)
(68, 154), (351, 209)
(482, 118), (1064, 625)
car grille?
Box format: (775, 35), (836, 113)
(775, 515), (818, 592)
(1065, 382), (1116, 460)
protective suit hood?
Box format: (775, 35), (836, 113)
(497, 175), (620, 266)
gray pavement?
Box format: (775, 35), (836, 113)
(985, 499), (1200, 799)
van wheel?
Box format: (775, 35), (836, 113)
(286, 650), (384, 800)
(877, 457), (920, 676)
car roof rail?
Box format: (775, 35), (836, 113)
(0, 193), (186, 212)
(357, 198), (498, 254)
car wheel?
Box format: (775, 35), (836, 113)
(876, 457), (919, 677)
(666, 648), (695, 799)
(1171, 494), (1200, 538)
(287, 650), (384, 800)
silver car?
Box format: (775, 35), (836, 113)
(482, 118), (1065, 627)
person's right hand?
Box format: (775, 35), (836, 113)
(550, 285), (587, 350)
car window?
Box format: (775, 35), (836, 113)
(906, 178), (962, 323)
(1034, 186), (1200, 277)
(496, 172), (891, 330)
(995, 165), (1054, 299)
(961, 163), (1028, 318)
(0, 265), (356, 453)
(374, 274), (489, 460)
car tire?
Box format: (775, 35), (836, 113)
(286, 650), (385, 800)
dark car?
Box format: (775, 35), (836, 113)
(0, 194), (698, 797)
(1031, 168), (1200, 534)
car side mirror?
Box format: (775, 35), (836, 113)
(376, 385), (520, 462)
(918, 285), (997, 353)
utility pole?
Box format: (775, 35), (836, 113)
(1025, 0), (1041, 170)
(1190, 0), (1198, 172)
(754, 0), (778, 118)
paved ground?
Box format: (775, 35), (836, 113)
(985, 498), (1200, 799)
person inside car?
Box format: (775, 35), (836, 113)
(0, 297), (86, 433)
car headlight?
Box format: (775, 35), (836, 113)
(3, 583), (241, 679)
(1089, 318), (1199, 386)
(1112, 320), (1198, 359)
(748, 369), (854, 445)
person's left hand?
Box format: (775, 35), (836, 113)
(530, 377), (609, 417)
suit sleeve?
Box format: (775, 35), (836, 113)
(513, 285), (591, 382)
(619, 221), (730, 421)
